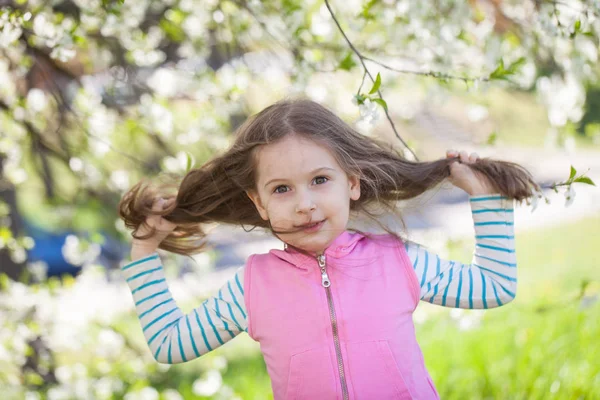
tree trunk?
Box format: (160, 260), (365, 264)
(0, 153), (27, 282)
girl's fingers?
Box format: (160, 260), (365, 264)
(446, 149), (458, 158)
(151, 198), (165, 211)
(469, 152), (479, 163)
(459, 151), (469, 163)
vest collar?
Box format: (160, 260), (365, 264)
(268, 230), (365, 270)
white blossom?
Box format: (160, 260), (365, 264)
(61, 235), (102, 267)
(0, 19), (23, 48)
(26, 89), (47, 113)
(529, 188), (544, 212)
(50, 46), (76, 62)
(358, 98), (380, 125)
(192, 370), (223, 397)
(564, 185), (576, 207)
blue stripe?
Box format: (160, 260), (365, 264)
(228, 281), (247, 319)
(185, 315), (200, 358)
(176, 323), (186, 362)
(203, 302), (224, 345)
(412, 244), (420, 270)
(143, 308), (177, 332)
(148, 319), (178, 346)
(490, 280), (503, 306)
(429, 271), (443, 303)
(468, 268), (473, 309)
(425, 255), (439, 299)
(193, 308), (212, 351)
(168, 337), (172, 364)
(498, 283), (516, 298)
(215, 298), (235, 339)
(127, 267), (162, 282)
(470, 195), (507, 202)
(420, 250), (428, 288)
(132, 279), (165, 295)
(139, 299), (172, 320)
(455, 265), (463, 308)
(135, 289), (169, 306)
(219, 289), (242, 332)
(235, 273), (245, 296)
(473, 209), (513, 214)
(474, 221), (514, 226)
(473, 263), (517, 282)
(154, 331), (169, 360)
(476, 244), (515, 253)
(122, 254), (159, 271)
(441, 263), (454, 307)
(476, 254), (516, 267)
(480, 270), (488, 309)
(475, 235), (514, 239)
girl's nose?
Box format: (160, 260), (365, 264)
(295, 194), (316, 214)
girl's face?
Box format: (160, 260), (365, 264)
(247, 135), (360, 254)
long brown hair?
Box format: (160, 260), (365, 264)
(118, 98), (538, 256)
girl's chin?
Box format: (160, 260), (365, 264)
(288, 234), (336, 254)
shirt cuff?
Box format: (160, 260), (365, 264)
(469, 194), (514, 210)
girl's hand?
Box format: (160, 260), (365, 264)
(446, 150), (496, 196)
(131, 197), (177, 259)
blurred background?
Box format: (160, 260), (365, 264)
(0, 0), (599, 399)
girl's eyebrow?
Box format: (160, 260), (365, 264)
(263, 167), (336, 188)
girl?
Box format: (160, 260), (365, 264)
(118, 99), (536, 399)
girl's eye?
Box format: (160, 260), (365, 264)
(273, 185), (289, 194)
(273, 177), (327, 194)
(313, 176), (328, 185)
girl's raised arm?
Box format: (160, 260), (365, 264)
(121, 252), (248, 363)
(405, 194), (517, 309)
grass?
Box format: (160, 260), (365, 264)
(418, 301), (599, 400)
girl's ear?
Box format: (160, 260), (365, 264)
(246, 190), (269, 221)
(348, 174), (361, 201)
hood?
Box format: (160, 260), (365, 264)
(268, 230), (366, 270)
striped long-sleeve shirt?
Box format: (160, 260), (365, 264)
(121, 194), (516, 364)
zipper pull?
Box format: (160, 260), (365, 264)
(317, 254), (331, 288)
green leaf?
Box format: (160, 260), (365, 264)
(489, 58), (526, 81)
(354, 94), (366, 105)
(339, 52), (357, 71)
(505, 57), (526, 74)
(575, 20), (581, 31)
(0, 273), (10, 292)
(486, 131), (498, 145)
(569, 165), (577, 180)
(360, 0), (378, 20)
(160, 19), (186, 43)
(185, 152), (195, 173)
(369, 73), (381, 95)
(372, 98), (388, 112)
(489, 59), (506, 80)
(574, 176), (595, 186)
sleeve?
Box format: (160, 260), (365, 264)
(405, 194), (517, 309)
(121, 252), (248, 364)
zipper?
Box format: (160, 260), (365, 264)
(317, 253), (349, 400)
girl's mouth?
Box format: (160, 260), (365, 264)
(298, 220), (325, 233)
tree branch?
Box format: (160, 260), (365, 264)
(324, 0), (419, 161)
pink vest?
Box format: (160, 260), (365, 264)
(243, 231), (440, 400)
